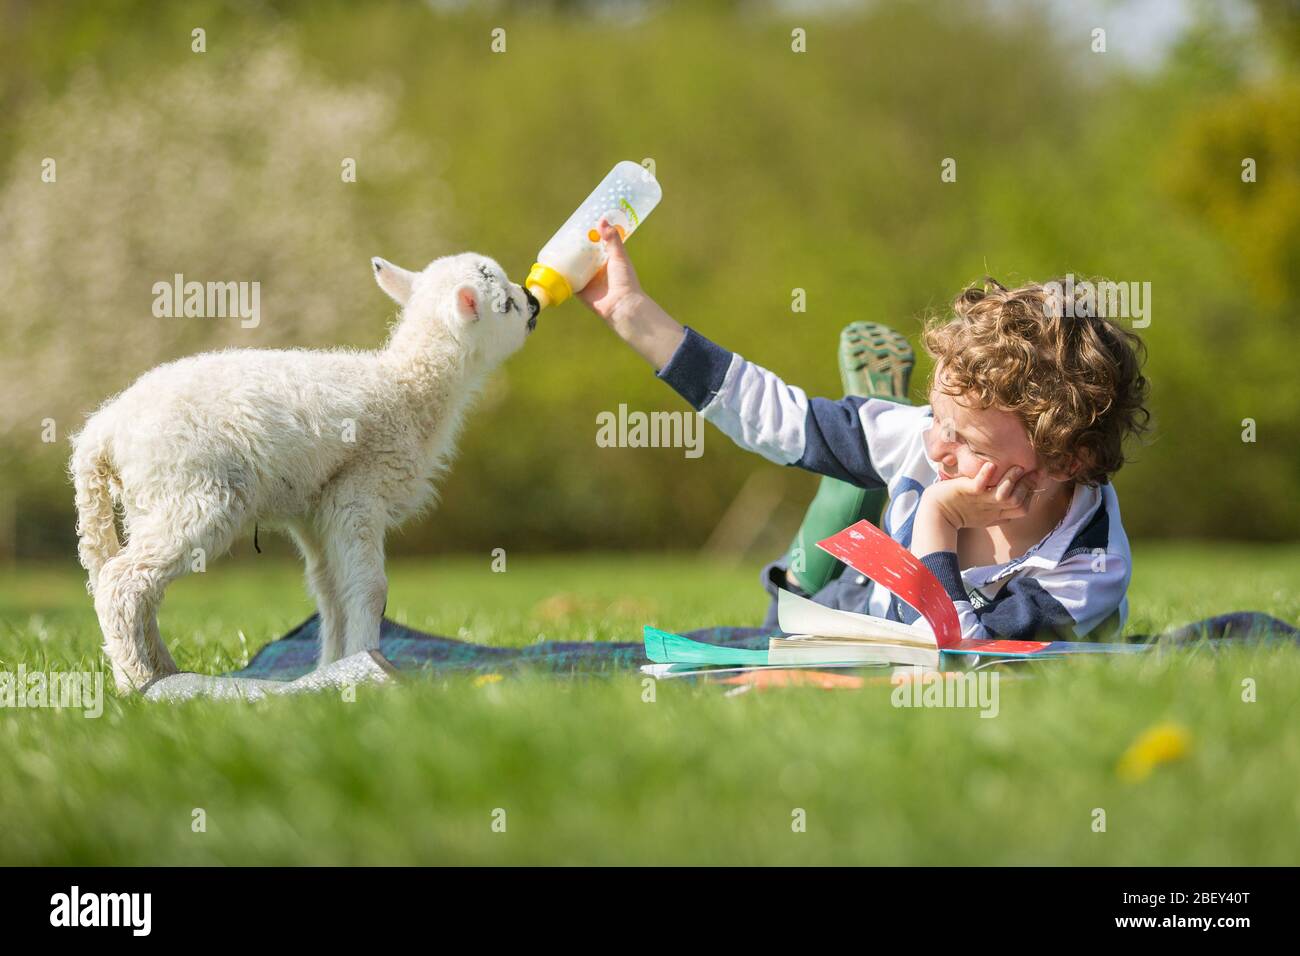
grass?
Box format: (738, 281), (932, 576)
(1, 543), (1298, 865)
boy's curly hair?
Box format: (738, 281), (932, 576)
(921, 277), (1151, 486)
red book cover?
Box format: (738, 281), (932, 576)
(816, 519), (963, 649)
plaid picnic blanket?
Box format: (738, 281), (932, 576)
(230, 611), (1299, 682)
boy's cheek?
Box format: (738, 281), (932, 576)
(949, 459), (995, 483)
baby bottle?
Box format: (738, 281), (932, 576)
(526, 160), (662, 309)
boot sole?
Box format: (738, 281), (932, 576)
(838, 321), (915, 401)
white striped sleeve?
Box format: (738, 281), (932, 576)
(656, 326), (891, 488)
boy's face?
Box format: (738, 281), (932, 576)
(923, 369), (1043, 490)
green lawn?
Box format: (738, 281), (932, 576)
(1, 544), (1298, 865)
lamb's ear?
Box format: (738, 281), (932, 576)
(371, 257), (416, 306)
(452, 283), (481, 324)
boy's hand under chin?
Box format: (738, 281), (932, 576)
(931, 461), (1037, 528)
(911, 461), (1038, 557)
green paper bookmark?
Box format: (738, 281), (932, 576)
(643, 626), (771, 666)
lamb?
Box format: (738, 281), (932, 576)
(70, 253), (540, 693)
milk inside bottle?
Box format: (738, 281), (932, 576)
(526, 161), (663, 309)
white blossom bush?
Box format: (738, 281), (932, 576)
(0, 41), (443, 474)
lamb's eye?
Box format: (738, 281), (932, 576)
(503, 297), (516, 313)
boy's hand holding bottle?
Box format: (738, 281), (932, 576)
(577, 220), (685, 370)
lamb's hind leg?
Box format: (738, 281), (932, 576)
(318, 488), (387, 664)
(94, 535), (189, 694)
(97, 500), (241, 693)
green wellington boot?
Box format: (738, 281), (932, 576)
(783, 321), (915, 593)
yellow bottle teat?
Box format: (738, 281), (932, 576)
(526, 262), (573, 309)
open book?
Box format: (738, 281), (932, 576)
(769, 588), (940, 668)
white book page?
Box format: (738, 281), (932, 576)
(777, 588), (936, 648)
(768, 640), (939, 669)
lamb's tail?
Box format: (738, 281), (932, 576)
(70, 423), (121, 594)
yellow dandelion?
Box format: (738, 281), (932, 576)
(473, 673), (504, 688)
(1116, 721), (1192, 782)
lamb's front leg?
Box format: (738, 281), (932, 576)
(320, 497), (388, 662)
(288, 521), (347, 667)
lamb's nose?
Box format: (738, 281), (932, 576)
(523, 287), (540, 320)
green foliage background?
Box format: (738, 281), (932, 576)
(1, 0), (1297, 559)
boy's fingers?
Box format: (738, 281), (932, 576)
(995, 465), (1024, 502)
(598, 218), (627, 250)
(975, 461), (996, 491)
(597, 219), (632, 269)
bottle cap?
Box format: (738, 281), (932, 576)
(526, 263), (572, 308)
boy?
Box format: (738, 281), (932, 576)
(579, 221), (1151, 642)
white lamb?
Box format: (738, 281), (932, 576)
(70, 253), (540, 693)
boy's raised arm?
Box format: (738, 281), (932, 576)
(578, 221), (894, 490)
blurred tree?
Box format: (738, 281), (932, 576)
(0, 39), (443, 557)
(0, 0), (1296, 559)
